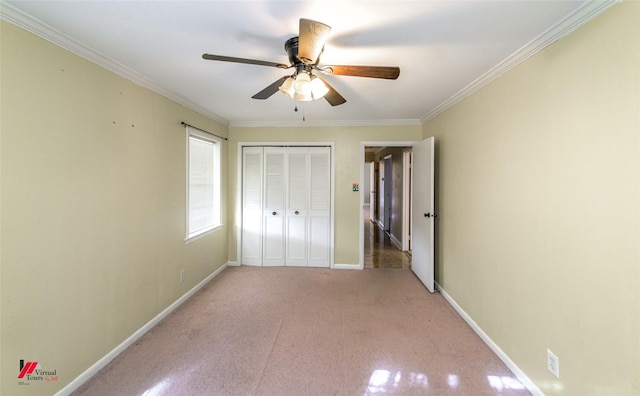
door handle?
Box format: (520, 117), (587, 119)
(424, 212), (438, 218)
(294, 211), (299, 215)
(272, 211), (277, 216)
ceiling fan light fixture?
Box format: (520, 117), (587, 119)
(310, 76), (329, 99)
(278, 76), (296, 98)
(294, 72), (312, 97)
(296, 91), (313, 102)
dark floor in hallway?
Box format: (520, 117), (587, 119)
(364, 206), (412, 269)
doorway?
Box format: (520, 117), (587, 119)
(361, 143), (413, 269)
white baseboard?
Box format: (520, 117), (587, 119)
(435, 282), (543, 396)
(231, 262), (362, 270)
(332, 263), (363, 270)
(55, 262), (229, 396)
(390, 233), (402, 250)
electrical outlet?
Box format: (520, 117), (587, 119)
(180, 270), (185, 282)
(547, 349), (560, 378)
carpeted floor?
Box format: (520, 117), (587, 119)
(72, 266), (530, 395)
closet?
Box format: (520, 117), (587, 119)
(241, 146), (331, 267)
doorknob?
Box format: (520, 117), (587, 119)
(272, 211), (277, 216)
(424, 212), (438, 218)
(294, 210), (299, 215)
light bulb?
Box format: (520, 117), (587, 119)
(296, 91), (313, 101)
(294, 73), (312, 97)
(310, 76), (329, 99)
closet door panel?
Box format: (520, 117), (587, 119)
(263, 215), (285, 265)
(263, 148), (286, 266)
(286, 149), (309, 266)
(309, 216), (330, 264)
(286, 215), (307, 266)
(308, 147), (331, 267)
(241, 147), (263, 266)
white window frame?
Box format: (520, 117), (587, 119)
(185, 126), (222, 242)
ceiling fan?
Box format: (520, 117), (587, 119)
(202, 18), (400, 106)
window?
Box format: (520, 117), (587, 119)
(186, 126), (221, 241)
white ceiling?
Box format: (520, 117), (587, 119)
(1, 1), (614, 126)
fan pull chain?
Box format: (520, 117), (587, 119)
(293, 101), (306, 122)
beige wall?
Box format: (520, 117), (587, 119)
(423, 2), (639, 394)
(1, 22), (228, 395)
(228, 126), (421, 265)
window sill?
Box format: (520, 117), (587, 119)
(185, 224), (223, 244)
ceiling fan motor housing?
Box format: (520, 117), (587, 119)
(285, 37), (317, 77)
(285, 37), (301, 66)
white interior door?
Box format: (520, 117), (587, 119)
(402, 150), (412, 252)
(286, 148), (309, 267)
(263, 148), (286, 266)
(307, 147), (331, 267)
(411, 137), (435, 292)
(241, 147), (263, 266)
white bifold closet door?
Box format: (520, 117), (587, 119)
(241, 147), (263, 266)
(241, 146), (330, 267)
(307, 147), (331, 267)
(263, 147), (287, 266)
(285, 148), (309, 266)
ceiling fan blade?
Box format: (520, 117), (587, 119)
(298, 19), (331, 65)
(323, 65), (400, 80)
(252, 76), (289, 100)
(317, 76), (346, 106)
(202, 54), (289, 69)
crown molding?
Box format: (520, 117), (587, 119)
(229, 119), (422, 128)
(420, 0), (620, 124)
(1, 3), (411, 130)
(2, 1), (618, 129)
(0, 2), (230, 127)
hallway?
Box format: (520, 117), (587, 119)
(363, 205), (412, 269)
